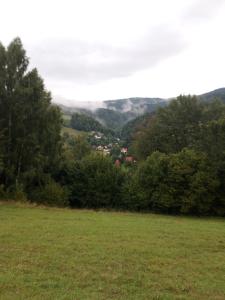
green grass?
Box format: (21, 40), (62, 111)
(62, 114), (72, 121)
(62, 126), (86, 137)
(0, 202), (225, 300)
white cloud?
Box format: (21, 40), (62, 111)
(0, 0), (224, 102)
(29, 27), (186, 84)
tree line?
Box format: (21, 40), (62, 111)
(0, 38), (225, 216)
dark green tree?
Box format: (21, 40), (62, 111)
(0, 38), (63, 197)
(123, 149), (219, 215)
(132, 95), (203, 159)
(63, 134), (91, 162)
(132, 96), (225, 160)
(64, 153), (124, 208)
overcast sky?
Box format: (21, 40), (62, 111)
(1, 0), (225, 104)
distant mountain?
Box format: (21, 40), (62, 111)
(104, 97), (167, 114)
(93, 98), (167, 130)
(199, 88), (225, 102)
(57, 88), (225, 131)
(58, 97), (168, 130)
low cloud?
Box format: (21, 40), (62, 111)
(29, 26), (186, 85)
(184, 0), (225, 21)
(53, 95), (104, 110)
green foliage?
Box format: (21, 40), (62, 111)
(122, 149), (222, 215)
(63, 134), (91, 162)
(110, 144), (121, 161)
(71, 112), (106, 132)
(132, 95), (202, 158)
(120, 172), (145, 211)
(0, 182), (27, 201)
(197, 118), (225, 161)
(0, 184), (7, 199)
(128, 96), (225, 215)
(132, 95), (225, 160)
(95, 108), (128, 130)
(10, 182), (27, 202)
(0, 38), (63, 197)
(120, 113), (151, 145)
(30, 179), (68, 207)
(64, 153), (124, 208)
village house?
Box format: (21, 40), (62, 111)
(121, 147), (128, 154)
(96, 145), (104, 151)
(103, 148), (110, 155)
(115, 159), (121, 167)
(125, 156), (134, 163)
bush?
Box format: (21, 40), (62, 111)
(11, 183), (27, 202)
(126, 149), (220, 215)
(0, 182), (27, 201)
(66, 153), (124, 208)
(0, 184), (7, 199)
(120, 172), (147, 211)
(30, 180), (69, 207)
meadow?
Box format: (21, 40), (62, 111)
(0, 202), (225, 300)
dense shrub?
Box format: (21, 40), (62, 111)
(122, 149), (222, 215)
(0, 183), (27, 201)
(10, 183), (27, 202)
(0, 184), (7, 199)
(30, 180), (68, 207)
(132, 97), (225, 160)
(65, 153), (124, 208)
(120, 172), (146, 211)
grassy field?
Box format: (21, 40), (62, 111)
(62, 114), (72, 121)
(62, 126), (86, 137)
(0, 202), (225, 300)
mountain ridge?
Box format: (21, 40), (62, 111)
(58, 88), (225, 130)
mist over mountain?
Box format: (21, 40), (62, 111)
(57, 88), (225, 130)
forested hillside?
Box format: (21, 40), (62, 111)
(70, 112), (106, 132)
(199, 88), (225, 102)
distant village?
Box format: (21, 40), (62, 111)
(88, 131), (136, 166)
